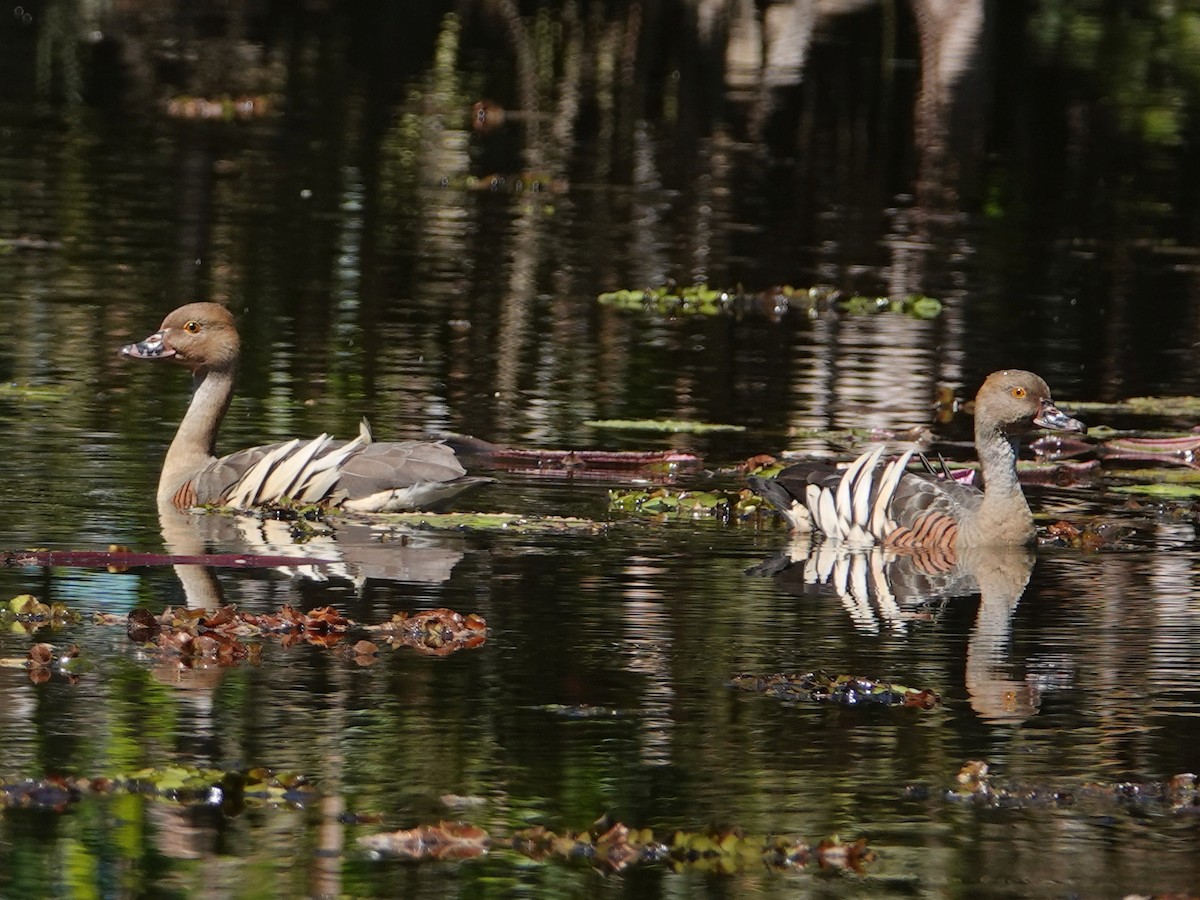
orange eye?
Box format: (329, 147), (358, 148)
(1011, 386), (1026, 399)
(183, 321), (201, 334)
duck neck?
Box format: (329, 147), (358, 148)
(158, 367), (233, 503)
(970, 421), (1035, 545)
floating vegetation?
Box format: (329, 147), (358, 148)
(1, 594), (81, 632)
(529, 703), (626, 718)
(363, 608), (488, 655)
(730, 671), (941, 709)
(447, 436), (703, 478)
(597, 282), (942, 320)
(0, 642), (86, 684)
(1108, 482), (1200, 499)
(1098, 435), (1200, 458)
(360, 821), (490, 861)
(3, 547), (331, 568)
(585, 418), (745, 434)
(94, 603), (488, 665)
(360, 818), (874, 874)
(1069, 396), (1200, 418)
(374, 511), (605, 533)
(1043, 520), (1138, 551)
(907, 760), (1200, 815)
(608, 486), (763, 520)
(0, 766), (317, 812)
(1107, 467), (1200, 484)
(440, 172), (568, 194)
(165, 95), (274, 121)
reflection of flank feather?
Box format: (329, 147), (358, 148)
(159, 504), (466, 599)
(748, 538), (1040, 724)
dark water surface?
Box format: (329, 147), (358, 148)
(3, 2), (1200, 897)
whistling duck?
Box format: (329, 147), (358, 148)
(120, 302), (492, 512)
(748, 370), (1085, 550)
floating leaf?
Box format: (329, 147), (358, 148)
(585, 418), (745, 434)
(165, 94), (273, 121)
(608, 487), (763, 520)
(1106, 467), (1200, 483)
(1043, 520), (1137, 550)
(374, 512), (604, 533)
(1109, 483), (1200, 498)
(918, 759), (1200, 813)
(447, 437), (703, 477)
(508, 819), (873, 873)
(359, 821), (491, 860)
(730, 671), (940, 709)
(3, 548), (332, 568)
(597, 283), (941, 320)
(364, 608), (487, 655)
(1069, 396), (1200, 417)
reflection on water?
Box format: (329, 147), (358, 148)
(750, 537), (1040, 723)
(4, 2), (1200, 897)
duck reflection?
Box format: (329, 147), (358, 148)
(750, 539), (1039, 723)
(156, 500), (467, 609)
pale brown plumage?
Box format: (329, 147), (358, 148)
(748, 370), (1085, 557)
(120, 302), (492, 512)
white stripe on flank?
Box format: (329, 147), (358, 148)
(869, 449), (913, 538)
(227, 439), (301, 508)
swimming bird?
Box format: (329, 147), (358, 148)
(747, 370), (1085, 552)
(120, 302), (492, 512)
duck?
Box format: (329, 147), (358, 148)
(120, 302), (493, 512)
(747, 370), (1085, 552)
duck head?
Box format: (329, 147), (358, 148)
(120, 302), (240, 375)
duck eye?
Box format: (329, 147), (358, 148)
(1011, 386), (1027, 399)
(183, 321), (201, 334)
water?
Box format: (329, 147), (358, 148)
(2, 2), (1200, 897)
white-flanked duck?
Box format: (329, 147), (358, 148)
(748, 370), (1085, 552)
(120, 302), (492, 512)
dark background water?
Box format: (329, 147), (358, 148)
(2, 2), (1200, 897)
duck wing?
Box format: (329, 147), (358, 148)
(882, 471), (982, 552)
(188, 435), (487, 511)
(750, 447), (984, 553)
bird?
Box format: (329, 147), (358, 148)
(119, 302), (493, 513)
(747, 370), (1085, 555)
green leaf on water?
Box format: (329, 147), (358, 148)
(609, 487), (765, 520)
(1109, 483), (1200, 498)
(1070, 396), (1200, 417)
(585, 418), (745, 434)
(596, 283), (942, 319)
(374, 512), (605, 533)
(1107, 468), (1200, 484)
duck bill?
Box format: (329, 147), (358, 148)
(119, 329), (177, 361)
(1034, 399), (1086, 434)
